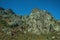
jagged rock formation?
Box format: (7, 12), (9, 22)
(0, 8), (60, 40)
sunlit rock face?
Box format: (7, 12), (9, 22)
(26, 8), (55, 34)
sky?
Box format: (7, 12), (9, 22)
(0, 0), (60, 20)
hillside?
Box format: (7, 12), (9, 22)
(0, 8), (60, 40)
